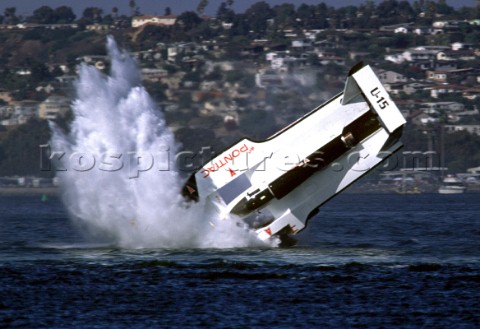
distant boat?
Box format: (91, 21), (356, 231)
(397, 186), (421, 195)
(438, 175), (466, 194)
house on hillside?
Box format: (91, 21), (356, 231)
(141, 68), (168, 82)
(86, 23), (111, 32)
(410, 111), (439, 126)
(38, 95), (70, 120)
(314, 40), (337, 50)
(421, 102), (465, 115)
(317, 51), (345, 66)
(445, 124), (480, 136)
(451, 42), (475, 51)
(0, 100), (39, 126)
(385, 46), (449, 64)
(375, 69), (408, 84)
(291, 40), (313, 52)
(0, 90), (13, 103)
(463, 87), (480, 100)
(426, 68), (473, 83)
(380, 23), (414, 33)
(0, 105), (14, 119)
(406, 47), (446, 62)
(167, 43), (200, 61)
(256, 70), (284, 88)
(432, 20), (463, 33)
(402, 81), (434, 95)
(77, 55), (108, 71)
(131, 16), (177, 28)
(437, 49), (476, 62)
(428, 85), (466, 99)
(413, 26), (433, 35)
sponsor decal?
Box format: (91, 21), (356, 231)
(201, 143), (253, 178)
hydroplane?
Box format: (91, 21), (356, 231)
(182, 63), (406, 244)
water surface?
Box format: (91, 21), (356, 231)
(1, 193), (479, 328)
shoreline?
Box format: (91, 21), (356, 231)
(1, 185), (478, 197)
(0, 187), (59, 196)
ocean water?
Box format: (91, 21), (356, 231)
(1, 193), (479, 328)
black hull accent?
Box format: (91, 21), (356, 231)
(231, 110), (382, 217)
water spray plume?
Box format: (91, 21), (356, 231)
(50, 36), (269, 249)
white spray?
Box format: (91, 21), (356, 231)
(50, 37), (268, 248)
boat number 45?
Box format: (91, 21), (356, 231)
(370, 87), (389, 109)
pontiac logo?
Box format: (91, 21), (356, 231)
(201, 143), (253, 178)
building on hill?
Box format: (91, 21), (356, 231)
(86, 23), (111, 32)
(451, 42), (475, 51)
(428, 84), (467, 99)
(437, 49), (476, 62)
(0, 90), (13, 104)
(463, 87), (480, 100)
(374, 69), (408, 84)
(379, 23), (414, 33)
(140, 68), (169, 82)
(421, 102), (465, 113)
(132, 16), (177, 28)
(445, 124), (480, 136)
(0, 100), (39, 126)
(426, 68), (474, 83)
(38, 95), (70, 120)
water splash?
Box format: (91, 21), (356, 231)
(51, 36), (268, 249)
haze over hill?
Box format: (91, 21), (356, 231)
(0, 0), (474, 17)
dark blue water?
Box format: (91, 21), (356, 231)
(1, 193), (480, 328)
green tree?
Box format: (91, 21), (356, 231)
(397, 1), (415, 21)
(244, 1), (274, 36)
(376, 0), (411, 24)
(272, 3), (296, 30)
(137, 24), (171, 45)
(392, 33), (415, 48)
(82, 7), (103, 23)
(29, 60), (52, 83)
(297, 3), (329, 29)
(197, 0), (209, 15)
(230, 14), (250, 37)
(31, 6), (55, 24)
(129, 0), (140, 16)
(4, 7), (18, 24)
(217, 2), (235, 23)
(175, 11), (203, 31)
(436, 0), (454, 15)
(54, 6), (76, 23)
(465, 31), (480, 44)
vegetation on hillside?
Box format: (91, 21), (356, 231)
(0, 1), (479, 177)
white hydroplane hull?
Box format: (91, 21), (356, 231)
(182, 63), (406, 242)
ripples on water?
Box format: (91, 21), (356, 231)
(1, 193), (480, 328)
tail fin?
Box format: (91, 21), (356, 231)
(342, 64), (405, 134)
